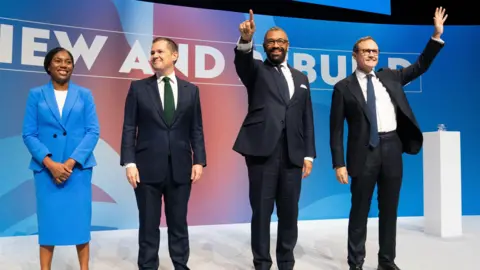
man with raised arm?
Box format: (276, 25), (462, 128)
(329, 7), (448, 270)
(233, 10), (316, 270)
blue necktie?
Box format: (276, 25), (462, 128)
(366, 74), (379, 147)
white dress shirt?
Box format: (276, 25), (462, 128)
(355, 37), (445, 133)
(236, 38), (313, 163)
(124, 72), (178, 169)
(355, 69), (397, 132)
(157, 71), (178, 109)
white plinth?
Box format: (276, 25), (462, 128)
(423, 131), (462, 237)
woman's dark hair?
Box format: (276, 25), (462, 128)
(43, 47), (75, 75)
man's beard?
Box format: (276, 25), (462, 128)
(266, 47), (286, 65)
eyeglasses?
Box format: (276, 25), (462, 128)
(357, 49), (379, 55)
(265, 39), (289, 46)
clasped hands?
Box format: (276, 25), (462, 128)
(44, 157), (76, 184)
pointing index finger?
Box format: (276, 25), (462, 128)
(249, 9), (254, 22)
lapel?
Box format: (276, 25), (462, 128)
(146, 74), (188, 127)
(171, 76), (188, 126)
(375, 71), (414, 121)
(146, 75), (167, 125)
(376, 71), (401, 109)
(42, 81), (62, 127)
(42, 81), (68, 130)
(346, 73), (372, 123)
(61, 83), (79, 126)
(264, 60), (289, 105)
(288, 65), (302, 107)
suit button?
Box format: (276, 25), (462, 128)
(63, 131), (67, 136)
(281, 120), (285, 124)
(53, 134), (57, 138)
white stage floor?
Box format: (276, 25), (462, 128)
(0, 216), (477, 269)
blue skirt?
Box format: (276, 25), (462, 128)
(34, 167), (92, 245)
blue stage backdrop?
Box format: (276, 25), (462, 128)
(0, 0), (479, 237)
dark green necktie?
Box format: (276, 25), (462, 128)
(163, 77), (175, 125)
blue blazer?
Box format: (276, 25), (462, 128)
(22, 81), (100, 172)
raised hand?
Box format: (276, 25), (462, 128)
(433, 7), (448, 38)
(239, 9), (255, 42)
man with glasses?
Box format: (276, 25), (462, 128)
(329, 7), (448, 270)
(233, 9), (316, 270)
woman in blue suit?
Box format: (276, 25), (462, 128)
(22, 47), (100, 270)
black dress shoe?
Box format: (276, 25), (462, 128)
(377, 264), (400, 270)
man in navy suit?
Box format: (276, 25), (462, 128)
(329, 7), (448, 270)
(120, 37), (206, 270)
(233, 10), (316, 270)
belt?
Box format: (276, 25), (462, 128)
(378, 130), (396, 138)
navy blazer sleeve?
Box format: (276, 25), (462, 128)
(303, 78), (316, 159)
(234, 42), (259, 91)
(190, 86), (206, 166)
(329, 83), (346, 168)
(120, 81), (138, 166)
(390, 38), (444, 86)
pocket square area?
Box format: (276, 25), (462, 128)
(300, 84), (307, 89)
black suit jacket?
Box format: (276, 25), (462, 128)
(120, 75), (206, 184)
(232, 47), (316, 167)
(329, 38), (444, 177)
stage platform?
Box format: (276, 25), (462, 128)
(0, 216), (477, 269)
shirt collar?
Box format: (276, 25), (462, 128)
(355, 68), (375, 80)
(267, 58), (288, 69)
(156, 71), (176, 84)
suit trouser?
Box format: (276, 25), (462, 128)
(134, 157), (192, 270)
(348, 131), (403, 267)
(245, 131), (303, 270)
